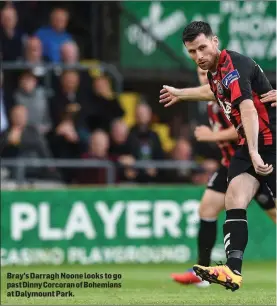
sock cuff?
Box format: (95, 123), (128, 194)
(226, 209), (247, 220)
(200, 218), (217, 223)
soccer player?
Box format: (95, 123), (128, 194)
(159, 21), (276, 291)
(171, 67), (276, 288)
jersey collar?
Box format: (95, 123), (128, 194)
(218, 49), (227, 67)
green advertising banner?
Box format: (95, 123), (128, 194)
(1, 187), (275, 266)
(120, 1), (276, 71)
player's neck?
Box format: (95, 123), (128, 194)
(209, 50), (221, 73)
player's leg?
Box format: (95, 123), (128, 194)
(193, 147), (259, 291)
(254, 184), (276, 223)
(223, 172), (259, 273)
(172, 166), (226, 286)
(197, 190), (223, 266)
(172, 189), (225, 286)
(194, 173), (259, 291)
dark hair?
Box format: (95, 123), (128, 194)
(182, 21), (213, 43)
(20, 70), (36, 79)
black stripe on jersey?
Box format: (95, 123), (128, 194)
(218, 110), (231, 129)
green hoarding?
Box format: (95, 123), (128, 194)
(1, 187), (275, 266)
(120, 1), (276, 71)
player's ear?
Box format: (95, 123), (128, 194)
(212, 36), (219, 47)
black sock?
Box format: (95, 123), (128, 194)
(223, 209), (248, 274)
(197, 219), (217, 266)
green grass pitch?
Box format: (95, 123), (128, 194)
(1, 261), (276, 305)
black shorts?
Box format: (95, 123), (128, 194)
(207, 164), (276, 210)
(228, 146), (276, 199)
(207, 164), (228, 194)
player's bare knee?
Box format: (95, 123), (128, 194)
(199, 204), (218, 219)
(225, 174), (259, 210)
(225, 189), (249, 210)
(199, 191), (224, 219)
(225, 184), (249, 209)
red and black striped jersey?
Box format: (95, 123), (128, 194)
(207, 49), (275, 148)
(207, 101), (236, 167)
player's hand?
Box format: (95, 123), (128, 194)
(159, 85), (183, 107)
(194, 125), (215, 142)
(260, 90), (276, 107)
(250, 151), (273, 176)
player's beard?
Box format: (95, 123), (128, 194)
(214, 51), (221, 69)
(208, 52), (220, 72)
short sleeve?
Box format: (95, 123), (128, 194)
(221, 55), (255, 108)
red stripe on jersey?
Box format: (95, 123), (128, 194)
(207, 101), (214, 120)
(221, 69), (229, 77)
(222, 144), (236, 167)
(225, 54), (242, 103)
(220, 145), (229, 167)
(229, 144), (235, 157)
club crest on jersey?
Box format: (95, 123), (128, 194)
(217, 82), (224, 95)
(222, 69), (240, 89)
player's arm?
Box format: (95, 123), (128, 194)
(226, 58), (273, 175)
(194, 125), (238, 142)
(239, 99), (259, 155)
(159, 84), (215, 107)
(239, 102), (272, 175)
(214, 125), (238, 142)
